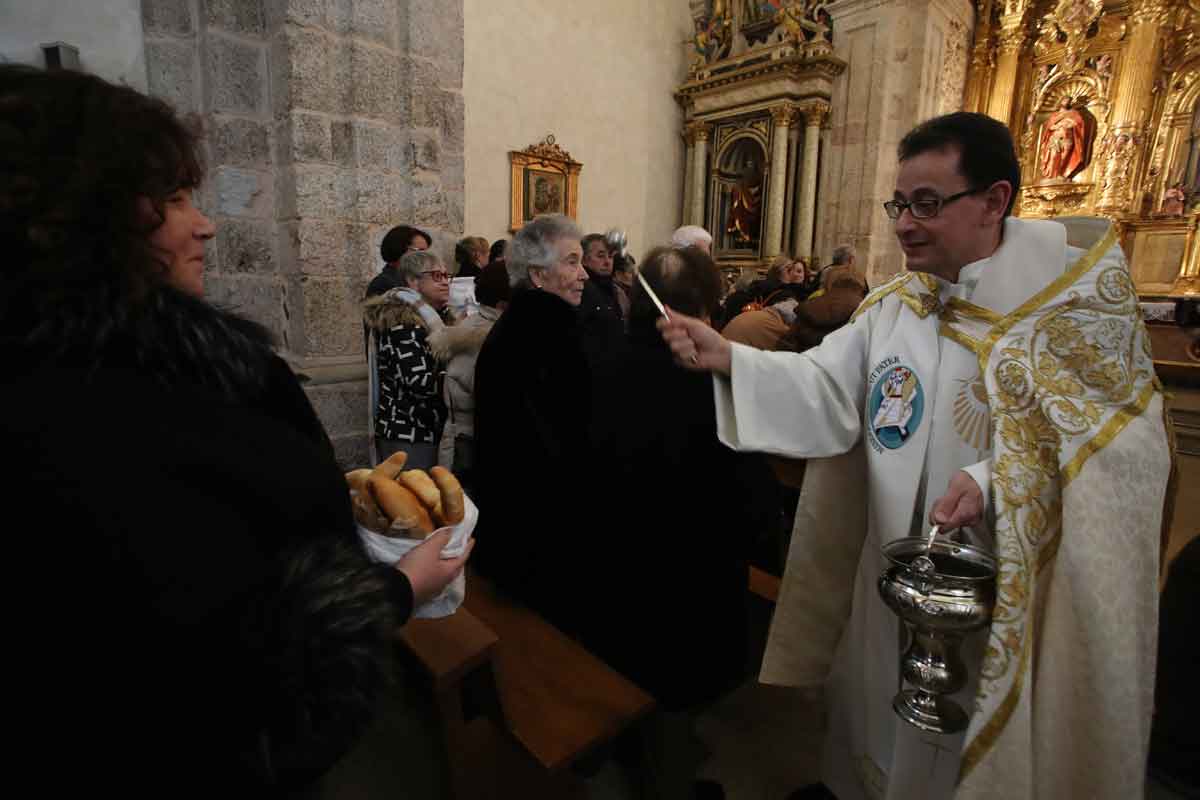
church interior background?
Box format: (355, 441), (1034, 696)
(0, 1), (1196, 796)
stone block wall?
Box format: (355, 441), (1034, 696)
(142, 0), (465, 467)
(817, 0), (974, 285)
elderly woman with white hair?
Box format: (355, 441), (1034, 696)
(471, 213), (594, 630)
(363, 248), (456, 468)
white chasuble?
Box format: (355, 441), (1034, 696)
(714, 217), (1171, 800)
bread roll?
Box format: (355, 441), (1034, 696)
(368, 475), (435, 538)
(398, 469), (443, 522)
(351, 488), (390, 533)
(429, 466), (465, 525)
(345, 468), (373, 494)
(370, 450), (409, 481)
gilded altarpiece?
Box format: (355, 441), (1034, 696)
(964, 0), (1200, 297)
(964, 0), (1200, 379)
(678, 1), (845, 287)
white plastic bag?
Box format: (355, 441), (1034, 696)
(356, 495), (478, 619)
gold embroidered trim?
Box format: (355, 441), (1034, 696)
(850, 272), (914, 322)
(977, 225), (1119, 370)
(1061, 381), (1157, 487)
(938, 320), (983, 355)
(944, 296), (1002, 324)
(960, 607), (1034, 779)
(961, 221), (1141, 782)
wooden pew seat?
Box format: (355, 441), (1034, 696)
(462, 570), (656, 772)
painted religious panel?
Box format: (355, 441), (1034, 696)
(509, 135), (582, 232)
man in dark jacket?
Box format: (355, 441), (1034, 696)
(577, 232), (627, 366)
(366, 224), (432, 298)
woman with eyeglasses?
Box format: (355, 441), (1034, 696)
(363, 249), (457, 468)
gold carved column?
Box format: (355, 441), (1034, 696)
(985, 9), (1028, 126)
(1096, 0), (1172, 213)
(689, 122), (711, 228)
(793, 101), (829, 259)
(765, 105), (800, 258)
(962, 0), (997, 114)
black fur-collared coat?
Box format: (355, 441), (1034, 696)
(3, 287), (411, 796)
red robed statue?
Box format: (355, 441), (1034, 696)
(1039, 97), (1090, 181)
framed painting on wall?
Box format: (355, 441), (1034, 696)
(509, 135), (582, 232)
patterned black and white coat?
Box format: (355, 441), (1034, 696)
(363, 289), (455, 444)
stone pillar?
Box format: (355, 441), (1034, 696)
(793, 102), (828, 259)
(764, 105), (799, 258)
(682, 127), (696, 225)
(142, 0), (466, 466)
(820, 0), (975, 284)
(985, 11), (1028, 127)
(1097, 0), (1171, 213)
(142, 0), (280, 340)
(689, 122), (711, 227)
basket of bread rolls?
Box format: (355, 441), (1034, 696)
(346, 451), (478, 618)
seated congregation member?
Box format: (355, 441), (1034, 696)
(0, 65), (469, 795)
(488, 237), (508, 265)
(472, 214), (593, 630)
(717, 254), (810, 328)
(721, 296), (799, 350)
(670, 223), (714, 254)
(449, 235), (488, 318)
(612, 251), (635, 321)
(366, 223), (432, 297)
(578, 232), (627, 366)
(429, 260), (511, 494)
(454, 235), (488, 279)
(364, 250), (456, 469)
(805, 243), (859, 299)
(778, 261), (869, 354)
(585, 245), (776, 797)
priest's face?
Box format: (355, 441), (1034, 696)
(892, 146), (1004, 280)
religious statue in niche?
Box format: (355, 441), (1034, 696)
(716, 139), (766, 251)
(1038, 97), (1094, 181)
(1161, 182), (1187, 216)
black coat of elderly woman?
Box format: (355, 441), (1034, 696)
(471, 213), (594, 632)
(364, 249), (456, 470)
(0, 65), (467, 796)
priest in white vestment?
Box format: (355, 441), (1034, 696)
(658, 113), (1173, 800)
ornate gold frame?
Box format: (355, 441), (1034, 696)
(508, 135), (582, 232)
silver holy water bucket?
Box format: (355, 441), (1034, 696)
(877, 537), (997, 734)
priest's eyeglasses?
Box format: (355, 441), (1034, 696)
(883, 188), (982, 220)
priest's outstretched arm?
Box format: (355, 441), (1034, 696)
(658, 306), (870, 458)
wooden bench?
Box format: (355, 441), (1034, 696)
(749, 564), (781, 604)
(397, 570), (655, 798)
(462, 571), (656, 772)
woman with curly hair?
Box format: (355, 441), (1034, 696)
(0, 65), (468, 795)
